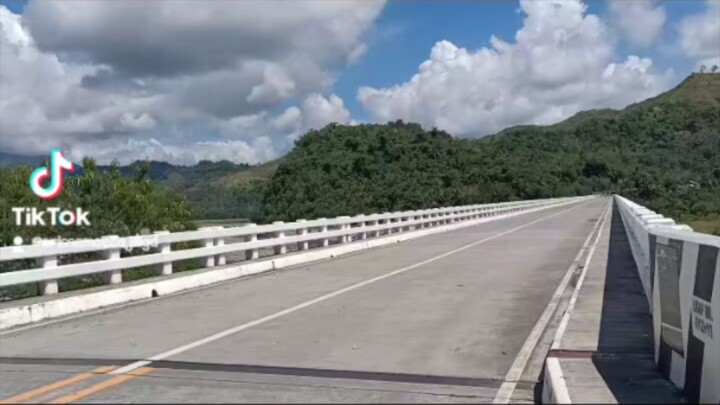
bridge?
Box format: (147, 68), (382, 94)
(0, 196), (717, 403)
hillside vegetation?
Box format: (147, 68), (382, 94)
(2, 74), (716, 234)
(89, 160), (262, 220)
(262, 74), (720, 233)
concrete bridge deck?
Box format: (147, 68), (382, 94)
(1, 199), (610, 403)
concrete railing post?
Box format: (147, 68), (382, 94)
(356, 215), (367, 239)
(297, 219), (308, 250)
(35, 239), (58, 295)
(245, 224), (259, 260)
(338, 216), (351, 243)
(199, 227), (215, 267)
(367, 216), (377, 237)
(272, 221), (287, 255)
(215, 227), (226, 266)
(101, 235), (122, 285)
(318, 218), (329, 247)
(154, 230), (172, 275)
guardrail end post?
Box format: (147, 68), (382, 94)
(101, 235), (122, 284)
(154, 230), (172, 275)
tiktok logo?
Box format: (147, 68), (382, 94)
(10, 150), (91, 229)
(29, 150), (75, 200)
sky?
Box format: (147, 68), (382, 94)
(0, 0), (718, 165)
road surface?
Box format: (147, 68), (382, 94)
(0, 197), (608, 403)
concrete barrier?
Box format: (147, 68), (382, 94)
(616, 195), (719, 404)
(0, 196), (590, 330)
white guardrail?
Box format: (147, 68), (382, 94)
(615, 195), (719, 404)
(1, 197), (587, 297)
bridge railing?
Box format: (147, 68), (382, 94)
(0, 196), (587, 297)
(615, 195), (719, 404)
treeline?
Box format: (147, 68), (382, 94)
(0, 159), (196, 247)
(1, 74), (717, 239)
(261, 75), (720, 232)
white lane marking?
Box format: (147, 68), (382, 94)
(550, 202), (611, 350)
(111, 199), (598, 375)
(492, 199), (610, 404)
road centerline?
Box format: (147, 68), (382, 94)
(109, 199), (597, 376)
(0, 366), (117, 404)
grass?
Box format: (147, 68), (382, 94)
(221, 158), (281, 187)
(687, 216), (720, 236)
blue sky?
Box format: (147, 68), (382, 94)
(5, 0), (705, 121)
(1, 0), (718, 164)
(334, 1), (707, 121)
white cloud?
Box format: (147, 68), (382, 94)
(105, 92), (351, 165)
(608, 0), (666, 47)
(300, 94), (352, 130)
(679, 0), (720, 70)
(0, 1), (382, 164)
(358, 0), (673, 137)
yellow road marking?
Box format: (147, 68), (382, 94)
(0, 366), (116, 404)
(50, 367), (155, 404)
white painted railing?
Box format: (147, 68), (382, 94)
(615, 195), (719, 404)
(1, 196), (588, 296)
(614, 195), (695, 303)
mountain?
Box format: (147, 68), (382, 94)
(262, 73), (720, 233)
(0, 154), (258, 220)
(4, 74), (717, 231)
(0, 151), (47, 167)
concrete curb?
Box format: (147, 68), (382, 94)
(542, 357), (571, 404)
(0, 200), (581, 330)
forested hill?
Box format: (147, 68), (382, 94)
(262, 73), (720, 233)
